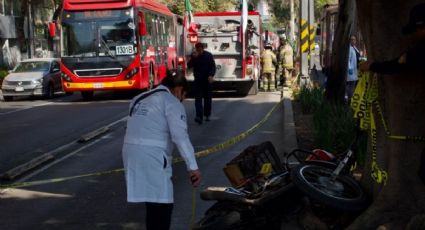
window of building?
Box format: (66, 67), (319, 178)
(1, 0), (22, 16)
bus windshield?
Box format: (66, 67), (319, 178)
(61, 9), (136, 58)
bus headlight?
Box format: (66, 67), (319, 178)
(61, 72), (72, 82)
(125, 68), (139, 79)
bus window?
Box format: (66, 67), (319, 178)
(158, 17), (165, 46)
(145, 12), (153, 46)
(161, 19), (166, 46)
(62, 21), (97, 57)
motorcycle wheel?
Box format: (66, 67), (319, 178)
(192, 207), (241, 230)
(291, 164), (367, 211)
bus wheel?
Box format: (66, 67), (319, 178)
(81, 91), (94, 100)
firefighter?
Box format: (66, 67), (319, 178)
(260, 42), (277, 91)
(276, 36), (294, 87)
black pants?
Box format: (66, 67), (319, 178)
(193, 83), (212, 119)
(145, 202), (174, 230)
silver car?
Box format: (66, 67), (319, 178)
(1, 58), (62, 101)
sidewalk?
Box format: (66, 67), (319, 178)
(279, 86), (303, 230)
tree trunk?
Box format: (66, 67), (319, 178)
(324, 0), (356, 104)
(347, 0), (425, 229)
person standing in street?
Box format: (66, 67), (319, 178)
(260, 42), (277, 91)
(122, 70), (202, 230)
(187, 42), (216, 124)
(276, 36), (294, 87)
(346, 35), (360, 104)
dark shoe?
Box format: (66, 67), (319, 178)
(195, 117), (203, 124)
(205, 117), (210, 122)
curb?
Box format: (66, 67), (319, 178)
(282, 87), (298, 152)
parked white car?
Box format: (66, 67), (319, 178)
(1, 58), (62, 101)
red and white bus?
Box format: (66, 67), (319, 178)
(56, 0), (180, 99)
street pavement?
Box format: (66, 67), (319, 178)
(0, 87), (304, 229)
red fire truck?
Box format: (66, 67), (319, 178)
(185, 11), (263, 95)
(55, 0), (181, 100)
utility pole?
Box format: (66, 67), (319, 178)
(289, 0), (295, 42)
(308, 0), (315, 69)
(299, 0), (309, 87)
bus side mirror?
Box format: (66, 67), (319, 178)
(138, 12), (147, 36)
(49, 21), (56, 38)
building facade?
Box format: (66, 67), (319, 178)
(0, 0), (58, 69)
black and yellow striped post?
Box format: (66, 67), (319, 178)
(300, 19), (309, 54)
(309, 24), (316, 52)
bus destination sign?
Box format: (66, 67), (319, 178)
(83, 10), (112, 18)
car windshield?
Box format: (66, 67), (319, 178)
(14, 61), (50, 72)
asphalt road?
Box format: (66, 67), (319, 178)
(0, 90), (288, 230)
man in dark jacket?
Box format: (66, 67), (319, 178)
(360, 3), (425, 74)
(187, 43), (216, 124)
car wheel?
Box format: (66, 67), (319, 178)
(44, 83), (55, 99)
(3, 96), (13, 101)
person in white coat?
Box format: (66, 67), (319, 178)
(346, 35), (360, 103)
(122, 70), (201, 230)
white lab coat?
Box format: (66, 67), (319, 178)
(122, 85), (198, 203)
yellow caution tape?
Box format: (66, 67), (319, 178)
(1, 97), (284, 189)
(352, 72), (388, 185)
(174, 98), (284, 164)
(352, 71), (425, 185)
(370, 108), (387, 185)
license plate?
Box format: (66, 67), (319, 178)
(93, 83), (104, 88)
(15, 86), (24, 92)
(116, 45), (134, 55)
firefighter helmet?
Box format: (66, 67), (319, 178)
(264, 42), (273, 49)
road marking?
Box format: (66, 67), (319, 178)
(11, 116), (127, 184)
(2, 93), (284, 188)
(0, 102), (53, 115)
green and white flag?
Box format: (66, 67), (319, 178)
(184, 0), (193, 29)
